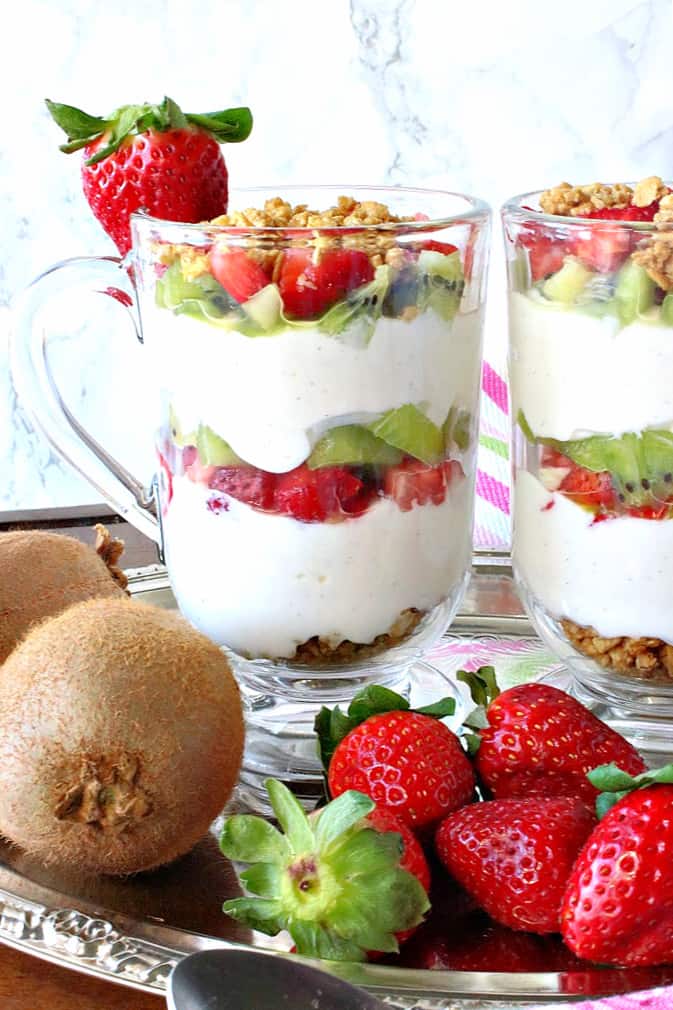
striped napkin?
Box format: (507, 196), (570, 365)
(475, 361), (511, 549)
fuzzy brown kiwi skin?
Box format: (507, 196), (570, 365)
(0, 598), (244, 876)
(0, 527), (127, 664)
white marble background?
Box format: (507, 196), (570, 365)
(1, 0), (673, 523)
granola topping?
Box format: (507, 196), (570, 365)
(212, 195), (412, 229)
(539, 182), (632, 217)
(632, 192), (673, 291)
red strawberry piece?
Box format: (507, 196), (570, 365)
(208, 465), (275, 511)
(326, 708), (475, 830)
(472, 683), (646, 803)
(399, 911), (586, 971)
(436, 797), (596, 934)
(209, 247), (271, 304)
(562, 768), (673, 967)
(273, 464), (366, 523)
(558, 464), (617, 511)
(384, 458), (462, 512)
(416, 239), (459, 255)
(46, 97), (252, 257)
(521, 233), (567, 282)
(278, 248), (374, 320)
(367, 805), (431, 894)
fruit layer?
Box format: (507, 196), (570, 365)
(514, 470), (673, 643)
(162, 472), (473, 659)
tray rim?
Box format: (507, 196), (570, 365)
(0, 556), (666, 1005)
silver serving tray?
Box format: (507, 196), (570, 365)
(1, 554), (671, 1009)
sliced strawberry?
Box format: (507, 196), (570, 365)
(208, 465), (275, 510)
(416, 239), (458, 255)
(571, 202), (661, 274)
(278, 248), (374, 320)
(273, 464), (366, 522)
(209, 247), (271, 303)
(520, 233), (566, 281)
(627, 502), (673, 520)
(558, 464), (616, 511)
(384, 458), (462, 512)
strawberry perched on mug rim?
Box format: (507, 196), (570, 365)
(435, 795), (596, 935)
(562, 762), (673, 966)
(316, 684), (475, 829)
(46, 96), (253, 256)
(458, 669), (646, 803)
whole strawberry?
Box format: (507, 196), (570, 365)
(220, 779), (429, 961)
(316, 685), (475, 829)
(435, 796), (596, 934)
(46, 97), (253, 256)
(562, 763), (673, 966)
(460, 671), (646, 803)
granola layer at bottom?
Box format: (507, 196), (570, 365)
(562, 618), (673, 683)
(289, 608), (422, 666)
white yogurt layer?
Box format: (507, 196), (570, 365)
(162, 474), (473, 659)
(509, 293), (673, 440)
(514, 470), (673, 642)
(143, 304), (482, 473)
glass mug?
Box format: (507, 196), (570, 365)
(503, 187), (673, 758)
(12, 186), (490, 795)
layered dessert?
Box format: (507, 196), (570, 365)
(143, 196), (483, 662)
(508, 177), (673, 681)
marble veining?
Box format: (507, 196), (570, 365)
(1, 0), (672, 543)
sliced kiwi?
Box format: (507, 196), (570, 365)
(168, 406), (197, 448)
(319, 266), (390, 341)
(542, 257), (593, 304)
(662, 293), (673, 325)
(239, 284), (282, 333)
(368, 404), (444, 464)
(157, 261), (239, 321)
(613, 261), (656, 326)
(307, 425), (402, 469)
(417, 250), (465, 321)
(443, 406), (472, 452)
(196, 424), (245, 466)
(545, 428), (673, 507)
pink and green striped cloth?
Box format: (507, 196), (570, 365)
(475, 361), (511, 549)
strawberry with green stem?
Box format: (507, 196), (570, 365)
(220, 779), (429, 961)
(562, 762), (673, 967)
(46, 96), (253, 256)
(458, 669), (646, 802)
(316, 684), (474, 829)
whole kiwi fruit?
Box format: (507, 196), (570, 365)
(0, 597), (244, 875)
(0, 524), (127, 663)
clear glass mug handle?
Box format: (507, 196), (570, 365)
(10, 256), (160, 543)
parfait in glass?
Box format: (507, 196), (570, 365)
(504, 178), (673, 757)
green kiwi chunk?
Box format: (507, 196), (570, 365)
(239, 284), (282, 333)
(319, 266), (390, 341)
(368, 404), (444, 465)
(443, 406), (472, 452)
(613, 260), (656, 326)
(307, 425), (402, 469)
(168, 406), (197, 448)
(662, 293), (673, 326)
(416, 250), (465, 321)
(157, 261), (239, 321)
(542, 257), (593, 304)
(196, 424), (244, 466)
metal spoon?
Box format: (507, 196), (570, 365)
(167, 948), (390, 1010)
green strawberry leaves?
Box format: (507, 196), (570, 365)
(46, 96), (253, 164)
(314, 684), (456, 771)
(220, 779), (429, 961)
(590, 761), (673, 819)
